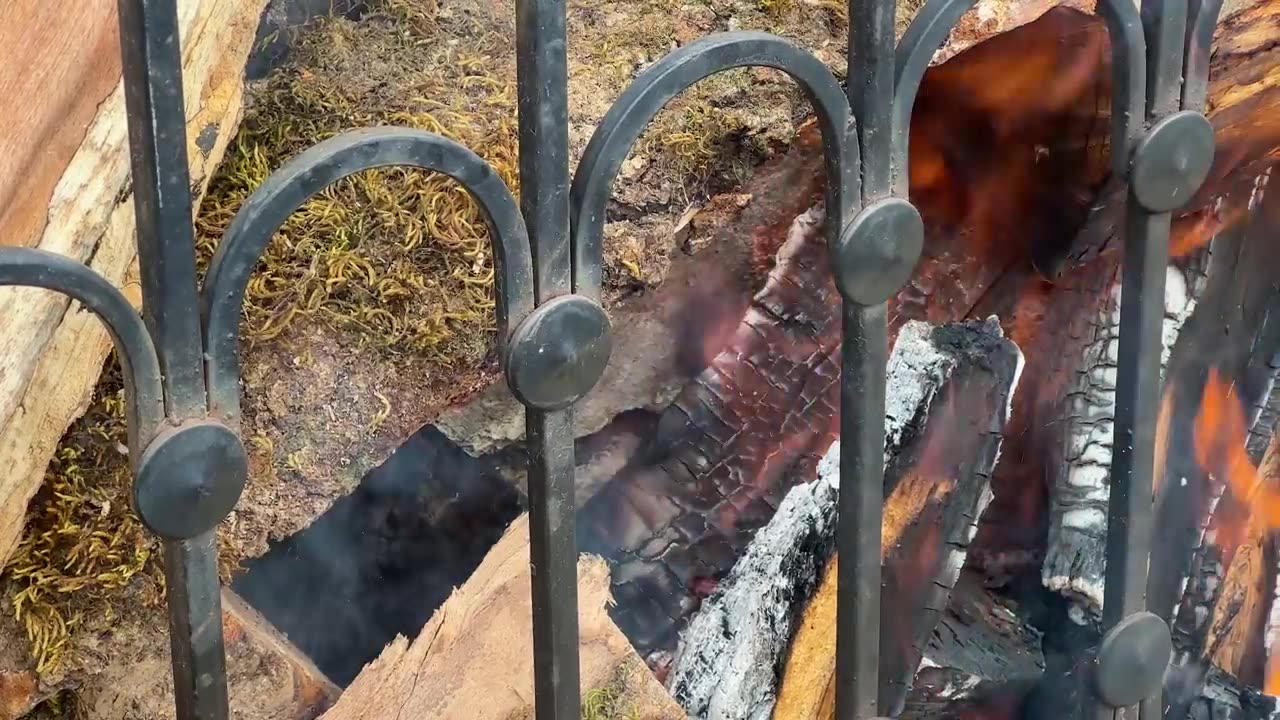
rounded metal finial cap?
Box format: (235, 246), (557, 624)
(505, 294), (612, 411)
(133, 420), (248, 540)
(833, 197), (925, 307)
(1093, 611), (1173, 709)
(1131, 110), (1216, 213)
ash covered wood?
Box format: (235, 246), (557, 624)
(666, 318), (1023, 719)
(1041, 250), (1209, 616)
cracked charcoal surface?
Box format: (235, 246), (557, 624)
(664, 318), (1023, 719)
(1042, 248), (1209, 617)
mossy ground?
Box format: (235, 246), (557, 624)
(5, 0), (861, 708)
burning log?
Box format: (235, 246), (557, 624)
(763, 320), (1023, 719)
(316, 514), (685, 720)
(1041, 250), (1211, 615)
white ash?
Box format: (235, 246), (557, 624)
(665, 318), (1015, 719)
(664, 440), (841, 720)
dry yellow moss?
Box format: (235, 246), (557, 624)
(1, 368), (161, 675)
(195, 0), (519, 367)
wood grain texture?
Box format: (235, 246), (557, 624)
(320, 514), (686, 720)
(0, 1), (122, 251)
(0, 0), (269, 566)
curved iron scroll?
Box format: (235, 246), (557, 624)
(0, 248), (164, 454)
(200, 127), (537, 422)
(0, 0), (1232, 718)
(569, 31), (860, 299)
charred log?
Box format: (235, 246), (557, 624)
(666, 318), (1023, 718)
(1154, 177), (1280, 670)
(1041, 249), (1210, 615)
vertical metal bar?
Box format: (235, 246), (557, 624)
(1181, 0), (1224, 111)
(1102, 209), (1172, 720)
(515, 2), (579, 718)
(525, 408), (580, 719)
(116, 0), (207, 419)
(847, 0), (896, 200)
(162, 533), (229, 720)
(118, 2), (226, 717)
(836, 302), (888, 720)
(516, 0), (573, 301)
(839, 3), (895, 718)
(1142, 0), (1188, 119)
(1106, 210), (1171, 626)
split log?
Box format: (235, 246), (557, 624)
(0, 587), (340, 720)
(799, 573), (1046, 720)
(317, 514), (686, 720)
(0, 0), (270, 566)
(763, 320), (1022, 719)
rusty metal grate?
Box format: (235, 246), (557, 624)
(0, 0), (1224, 718)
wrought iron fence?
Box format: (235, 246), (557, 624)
(0, 0), (1223, 718)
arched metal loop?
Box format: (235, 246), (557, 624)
(1183, 0), (1225, 110)
(200, 127), (536, 420)
(891, 0), (978, 196)
(569, 31), (860, 300)
(1097, 0), (1149, 175)
(0, 247), (165, 456)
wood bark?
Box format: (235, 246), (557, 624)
(574, 6), (1127, 655)
(0, 0), (270, 566)
(665, 318), (1023, 719)
(952, 0), (1280, 608)
(1041, 250), (1210, 613)
(317, 514), (687, 720)
(1149, 178), (1280, 698)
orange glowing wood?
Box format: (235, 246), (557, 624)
(1216, 429), (1280, 688)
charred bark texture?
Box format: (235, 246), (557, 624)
(879, 321), (1023, 715)
(577, 206), (842, 660)
(1041, 249), (1209, 615)
(1156, 174), (1280, 676)
(665, 319), (1022, 718)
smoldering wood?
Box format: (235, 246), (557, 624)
(1155, 182), (1280, 674)
(664, 319), (1022, 719)
(1041, 249), (1210, 615)
(574, 8), (1139, 661)
(971, 0), (1280, 587)
(777, 569), (1047, 720)
(740, 321), (1023, 720)
(1045, 91), (1280, 619)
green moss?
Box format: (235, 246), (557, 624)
(2, 367), (161, 675)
